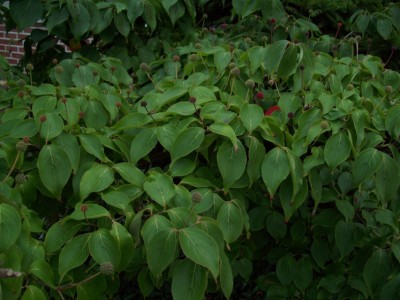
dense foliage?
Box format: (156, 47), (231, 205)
(1, 0), (400, 299)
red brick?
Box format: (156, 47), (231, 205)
(0, 38), (8, 46)
(11, 53), (23, 59)
(6, 32), (17, 39)
(8, 46), (20, 52)
(8, 58), (19, 65)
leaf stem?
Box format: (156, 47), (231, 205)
(2, 151), (20, 183)
(57, 271), (102, 292)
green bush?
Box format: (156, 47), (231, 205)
(2, 20), (400, 298)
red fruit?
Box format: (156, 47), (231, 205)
(264, 105), (280, 116)
(270, 18), (276, 24)
(337, 22), (343, 28)
(80, 204), (88, 213)
(39, 115), (47, 122)
(256, 91), (264, 99)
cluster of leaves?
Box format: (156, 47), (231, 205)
(1, 0), (400, 299)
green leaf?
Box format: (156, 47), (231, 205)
(217, 202), (243, 244)
(29, 260), (55, 288)
(311, 238), (330, 268)
(265, 40), (289, 75)
(171, 127), (205, 161)
(167, 2), (185, 25)
(114, 12), (130, 37)
(112, 112), (149, 131)
(376, 154), (399, 204)
(390, 6), (400, 30)
(391, 241), (400, 264)
(130, 127), (158, 164)
(276, 255), (296, 285)
(143, 1), (157, 31)
(363, 248), (392, 294)
(375, 209), (398, 233)
(277, 44), (299, 77)
(294, 257), (313, 292)
(44, 220), (82, 254)
(261, 147), (290, 198)
(10, 0), (43, 29)
(214, 50), (231, 74)
(141, 215), (174, 246)
(79, 134), (109, 163)
(157, 124), (179, 151)
(0, 204), (21, 252)
(217, 140), (247, 191)
(377, 18), (393, 39)
(53, 133), (80, 173)
(280, 177), (308, 222)
(9, 119), (37, 139)
(146, 228), (178, 276)
(168, 207), (197, 228)
(94, 8), (113, 33)
(169, 158), (197, 177)
(89, 229), (121, 269)
(335, 200), (355, 222)
(110, 222), (135, 271)
(324, 132), (351, 169)
(261, 0), (286, 20)
(167, 102), (196, 116)
(208, 122), (238, 148)
(39, 113), (64, 141)
(266, 211), (287, 240)
(246, 136), (266, 185)
(240, 103), (264, 133)
(37, 145), (72, 200)
(171, 259), (207, 300)
(68, 2), (91, 38)
(113, 162), (146, 187)
(385, 106), (400, 139)
(58, 234), (90, 279)
(335, 220), (355, 258)
(76, 278), (102, 299)
(143, 172), (176, 208)
(285, 148), (303, 196)
(353, 148), (383, 185)
(179, 227), (220, 279)
(278, 93), (301, 124)
(232, 0), (259, 18)
(79, 164), (114, 200)
(380, 274), (400, 300)
(69, 203), (111, 220)
(21, 285), (46, 300)
(127, 0), (145, 25)
(356, 14), (370, 35)
(352, 110), (367, 150)
(220, 252), (233, 299)
(72, 66), (97, 88)
(101, 191), (131, 212)
(248, 46), (266, 74)
(47, 7), (69, 32)
(309, 168), (322, 208)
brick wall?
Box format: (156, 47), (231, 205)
(0, 23), (38, 65)
(0, 23), (72, 66)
